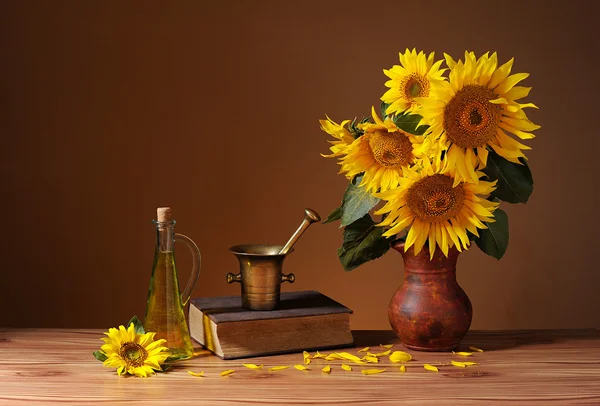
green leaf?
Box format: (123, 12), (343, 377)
(164, 354), (188, 364)
(340, 177), (380, 227)
(337, 215), (391, 271)
(127, 316), (145, 335)
(475, 208), (509, 260)
(380, 101), (390, 117)
(323, 206), (342, 224)
(92, 350), (108, 362)
(392, 112), (429, 135)
(482, 150), (533, 204)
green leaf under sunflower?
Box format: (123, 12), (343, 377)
(127, 316), (145, 335)
(482, 150), (533, 204)
(92, 350), (108, 362)
(323, 206), (342, 224)
(340, 176), (380, 227)
(475, 208), (509, 260)
(337, 214), (391, 271)
(392, 112), (429, 135)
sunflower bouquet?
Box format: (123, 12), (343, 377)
(321, 49), (539, 270)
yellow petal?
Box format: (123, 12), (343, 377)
(469, 346), (484, 352)
(313, 351), (327, 359)
(452, 360), (479, 368)
(361, 368), (386, 375)
(242, 363), (263, 370)
(322, 365), (331, 374)
(357, 347), (370, 353)
(389, 351), (413, 363)
(220, 369), (235, 377)
(399, 365), (407, 373)
(294, 364), (309, 371)
(188, 371), (204, 377)
(324, 354), (344, 361)
(304, 357), (311, 365)
(336, 352), (363, 363)
(268, 365), (290, 371)
(363, 356), (379, 363)
(380, 344), (395, 349)
(452, 351), (473, 357)
(369, 350), (391, 357)
(303, 351), (311, 359)
(341, 364), (352, 371)
(424, 364), (439, 372)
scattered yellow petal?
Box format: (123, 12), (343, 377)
(363, 356), (379, 363)
(322, 365), (331, 374)
(357, 347), (370, 353)
(337, 352), (363, 363)
(369, 350), (391, 357)
(453, 351), (473, 357)
(294, 364), (309, 371)
(452, 360), (479, 367)
(220, 369), (235, 377)
(303, 351), (311, 358)
(389, 351), (412, 363)
(380, 344), (395, 349)
(304, 357), (312, 365)
(324, 353), (344, 361)
(399, 365), (406, 373)
(469, 346), (484, 352)
(313, 351), (327, 359)
(361, 368), (386, 375)
(268, 365), (290, 371)
(242, 363), (263, 370)
(188, 371), (204, 377)
(341, 364), (352, 371)
(424, 364), (439, 372)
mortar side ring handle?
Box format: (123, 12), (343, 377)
(226, 272), (241, 283)
(281, 273), (295, 283)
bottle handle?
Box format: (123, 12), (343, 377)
(174, 233), (201, 306)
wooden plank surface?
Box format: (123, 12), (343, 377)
(1, 329), (599, 405)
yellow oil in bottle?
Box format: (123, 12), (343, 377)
(144, 251), (194, 360)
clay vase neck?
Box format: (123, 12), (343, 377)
(388, 241), (472, 351)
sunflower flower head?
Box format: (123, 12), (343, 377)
(333, 106), (430, 193)
(97, 321), (171, 378)
(419, 51), (541, 184)
(381, 49), (447, 116)
(376, 159), (499, 259)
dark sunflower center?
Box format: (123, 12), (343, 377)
(406, 174), (465, 222)
(403, 74), (429, 99)
(119, 342), (148, 368)
(368, 130), (414, 168)
(443, 84), (502, 148)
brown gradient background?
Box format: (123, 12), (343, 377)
(1, 0), (599, 330)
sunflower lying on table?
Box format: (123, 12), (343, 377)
(321, 49), (539, 267)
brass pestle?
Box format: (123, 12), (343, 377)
(279, 208), (321, 255)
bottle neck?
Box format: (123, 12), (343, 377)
(153, 220), (176, 253)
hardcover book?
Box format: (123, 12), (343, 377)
(189, 290), (354, 359)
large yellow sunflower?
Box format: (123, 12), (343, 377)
(100, 323), (171, 377)
(381, 49), (447, 115)
(319, 116), (356, 157)
(376, 159), (499, 259)
(419, 51), (540, 184)
(332, 107), (429, 193)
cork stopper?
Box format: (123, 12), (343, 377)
(157, 207), (172, 222)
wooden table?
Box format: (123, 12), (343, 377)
(1, 329), (599, 405)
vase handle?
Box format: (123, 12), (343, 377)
(174, 233), (201, 306)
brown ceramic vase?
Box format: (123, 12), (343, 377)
(388, 241), (472, 351)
